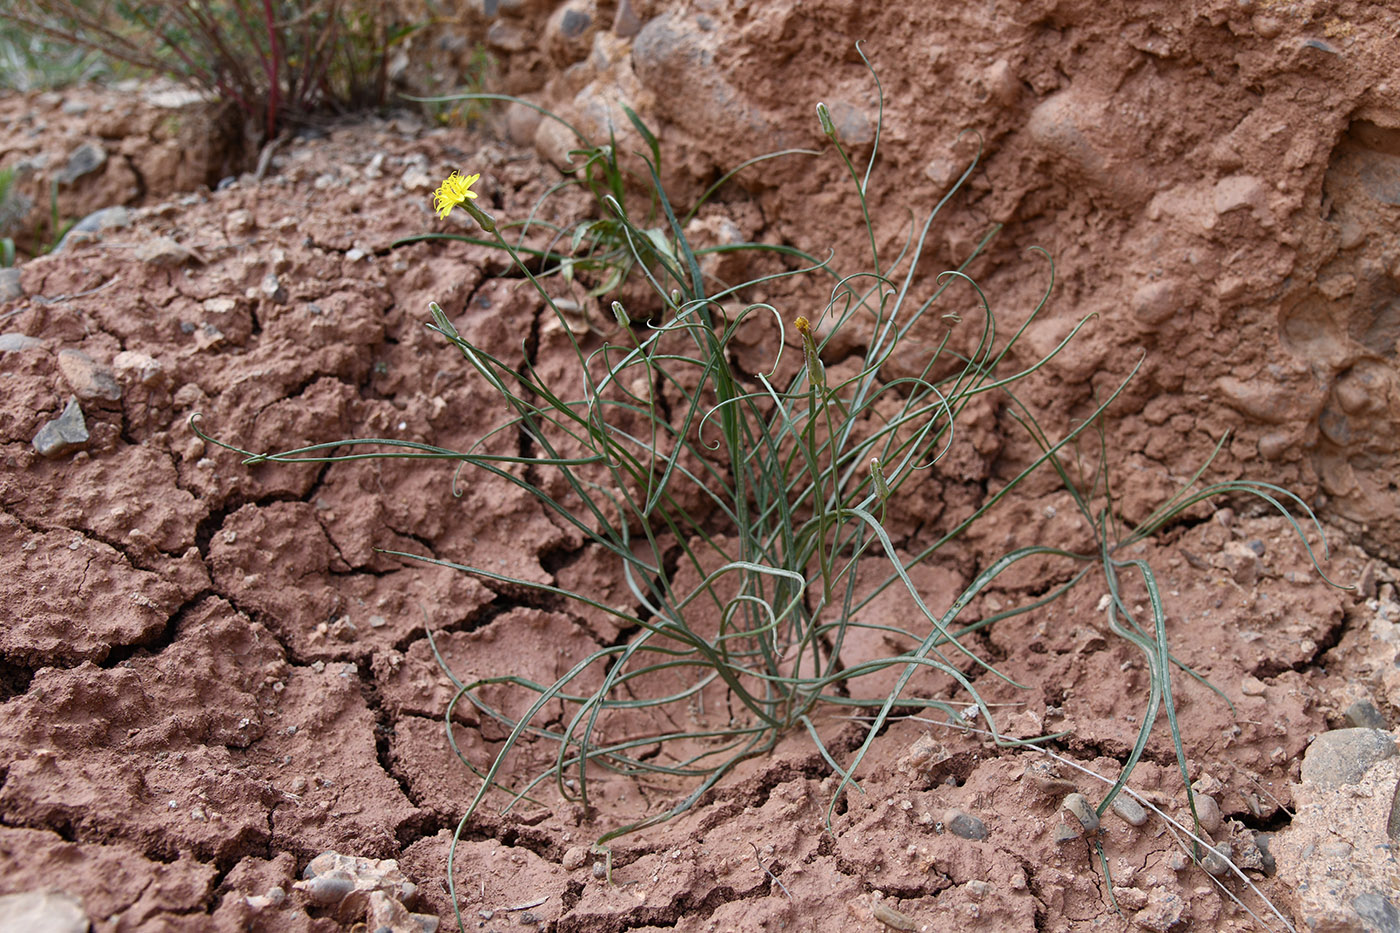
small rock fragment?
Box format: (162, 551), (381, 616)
(1111, 794), (1149, 827)
(1353, 892), (1400, 933)
(1193, 794), (1222, 835)
(32, 396), (89, 458)
(0, 890), (89, 933)
(872, 898), (918, 931)
(52, 205), (130, 253)
(1300, 728), (1399, 787)
(1239, 675), (1267, 697)
(0, 268), (22, 301)
(1344, 699), (1389, 730)
(1134, 888), (1186, 932)
(561, 846), (588, 871)
(943, 808), (988, 840)
(57, 348), (122, 401)
(0, 332), (43, 352)
(1052, 823), (1082, 843)
(134, 235), (197, 265)
(56, 141), (107, 184)
(260, 272), (287, 303)
(1062, 793), (1099, 833)
(1201, 842), (1232, 876)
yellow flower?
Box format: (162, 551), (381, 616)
(793, 316), (811, 336)
(433, 171), (480, 219)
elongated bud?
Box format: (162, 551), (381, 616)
(611, 300), (630, 328)
(870, 457), (891, 501)
(463, 200), (496, 233)
(802, 333), (825, 393)
(815, 101), (836, 138)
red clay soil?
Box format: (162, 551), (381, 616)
(1, 5), (1399, 930)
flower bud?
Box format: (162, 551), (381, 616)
(815, 102), (836, 138)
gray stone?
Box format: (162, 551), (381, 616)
(1345, 698), (1389, 730)
(0, 890), (89, 933)
(51, 205), (131, 254)
(944, 808), (988, 840)
(0, 268), (22, 301)
(561, 8), (591, 38)
(1301, 728), (1398, 787)
(32, 396), (89, 458)
(1110, 793), (1148, 827)
(1062, 793), (1099, 833)
(56, 141), (107, 185)
(57, 349), (122, 402)
(612, 0), (641, 38)
(1193, 793), (1222, 834)
(0, 332), (42, 352)
(1353, 892), (1400, 933)
(633, 14), (770, 141)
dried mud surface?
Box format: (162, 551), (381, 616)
(1, 33), (1398, 933)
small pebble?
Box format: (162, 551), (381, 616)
(1062, 793), (1099, 834)
(1344, 699), (1388, 730)
(32, 396), (89, 458)
(561, 846), (587, 870)
(1111, 794), (1149, 827)
(591, 862), (606, 879)
(0, 269), (23, 301)
(1051, 823), (1082, 844)
(1194, 795), (1222, 835)
(943, 808), (988, 840)
(1201, 842), (1232, 876)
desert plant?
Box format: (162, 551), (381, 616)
(0, 17), (115, 90)
(7, 0), (418, 142)
(195, 53), (1339, 931)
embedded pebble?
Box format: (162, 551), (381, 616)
(1062, 793), (1099, 833)
(591, 861), (606, 879)
(1344, 699), (1389, 730)
(32, 396), (89, 458)
(260, 273), (287, 303)
(293, 851), (425, 928)
(0, 332), (43, 352)
(1300, 728), (1399, 787)
(56, 141), (107, 184)
(1052, 823), (1082, 844)
(943, 808), (988, 840)
(562, 846), (587, 870)
(0, 268), (22, 301)
(57, 348), (122, 401)
(1201, 842), (1232, 876)
(300, 872), (356, 905)
(1194, 794), (1222, 835)
(1111, 794), (1149, 827)
(0, 890), (88, 933)
(51, 205), (130, 253)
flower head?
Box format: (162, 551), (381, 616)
(433, 171), (480, 219)
(793, 316), (811, 337)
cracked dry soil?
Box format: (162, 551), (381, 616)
(0, 86), (1392, 933)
